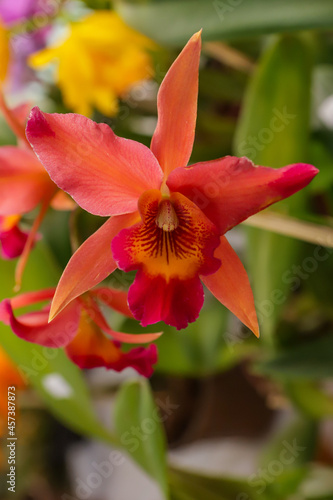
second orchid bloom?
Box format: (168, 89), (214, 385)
(26, 32), (318, 334)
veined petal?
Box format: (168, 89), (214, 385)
(167, 157), (319, 234)
(26, 107), (163, 216)
(50, 213), (139, 320)
(112, 189), (220, 329)
(65, 312), (158, 377)
(0, 146), (55, 215)
(150, 31), (201, 178)
(0, 298), (81, 347)
(202, 236), (259, 337)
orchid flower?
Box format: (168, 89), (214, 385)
(26, 31), (318, 334)
(0, 287), (160, 377)
(0, 94), (75, 288)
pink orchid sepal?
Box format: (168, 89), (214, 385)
(0, 287), (161, 377)
(26, 31), (319, 335)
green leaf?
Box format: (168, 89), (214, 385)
(114, 379), (169, 498)
(285, 381), (333, 419)
(0, 243), (118, 445)
(298, 465), (333, 499)
(155, 301), (234, 376)
(1, 326), (118, 444)
(233, 34), (313, 342)
(259, 417), (317, 487)
(169, 466), (260, 500)
(309, 138), (333, 192)
(115, 0), (333, 46)
(256, 335), (333, 380)
(169, 465), (310, 500)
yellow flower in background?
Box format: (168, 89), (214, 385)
(0, 21), (9, 82)
(29, 11), (156, 116)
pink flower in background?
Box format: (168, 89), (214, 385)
(26, 32), (318, 333)
(0, 287), (161, 377)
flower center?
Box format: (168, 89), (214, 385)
(155, 199), (179, 232)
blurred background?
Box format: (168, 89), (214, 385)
(1, 0), (333, 499)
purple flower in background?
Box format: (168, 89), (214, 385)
(0, 0), (39, 24)
(0, 0), (57, 24)
(0, 0), (52, 90)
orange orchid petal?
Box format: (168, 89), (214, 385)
(65, 311), (158, 377)
(50, 190), (76, 211)
(167, 157), (319, 235)
(0, 347), (25, 388)
(151, 31), (201, 178)
(0, 298), (81, 347)
(11, 102), (31, 128)
(0, 146), (55, 215)
(79, 293), (162, 344)
(202, 236), (259, 337)
(50, 212), (139, 321)
(10, 288), (56, 309)
(0, 347), (25, 427)
(91, 287), (133, 318)
(0, 92), (30, 147)
(26, 107), (163, 216)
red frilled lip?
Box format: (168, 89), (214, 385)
(167, 156), (319, 235)
(111, 189), (221, 329)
